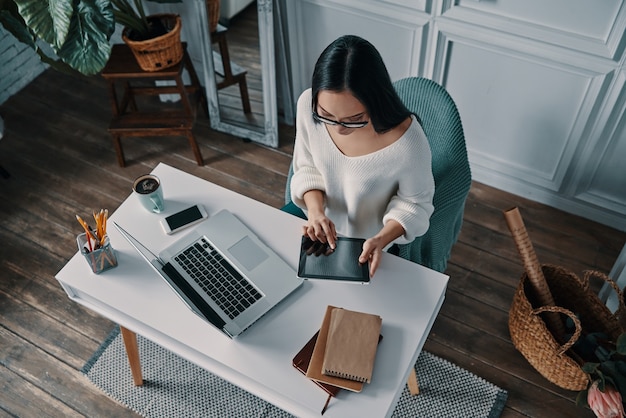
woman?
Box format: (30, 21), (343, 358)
(290, 35), (435, 277)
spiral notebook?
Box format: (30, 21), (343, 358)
(306, 306), (382, 391)
(322, 307), (382, 383)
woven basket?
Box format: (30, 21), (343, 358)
(509, 264), (623, 391)
(122, 14), (183, 72)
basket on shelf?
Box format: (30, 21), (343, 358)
(509, 264), (624, 391)
(122, 14), (183, 72)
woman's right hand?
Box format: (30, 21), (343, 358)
(302, 189), (337, 249)
(302, 212), (337, 249)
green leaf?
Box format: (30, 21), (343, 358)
(111, 0), (148, 38)
(14, 0), (73, 49)
(612, 368), (626, 397)
(596, 371), (607, 390)
(112, 9), (144, 37)
(582, 362), (600, 373)
(35, 47), (81, 75)
(617, 333), (626, 355)
(57, 0), (114, 75)
(0, 7), (37, 48)
(596, 345), (612, 362)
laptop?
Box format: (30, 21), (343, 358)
(114, 209), (303, 338)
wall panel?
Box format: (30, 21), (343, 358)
(448, 0), (626, 59)
(284, 0), (626, 231)
(435, 31), (613, 192)
(571, 70), (626, 221)
(287, 0), (428, 97)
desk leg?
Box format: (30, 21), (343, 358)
(120, 326), (144, 386)
(407, 367), (420, 395)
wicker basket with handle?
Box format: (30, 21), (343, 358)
(122, 14), (183, 72)
(509, 264), (624, 391)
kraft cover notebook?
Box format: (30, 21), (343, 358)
(306, 306), (382, 392)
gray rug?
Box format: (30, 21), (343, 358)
(83, 327), (507, 418)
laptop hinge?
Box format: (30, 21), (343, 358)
(161, 262), (227, 330)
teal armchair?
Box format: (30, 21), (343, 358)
(392, 77), (471, 272)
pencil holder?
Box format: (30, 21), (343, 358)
(77, 233), (118, 274)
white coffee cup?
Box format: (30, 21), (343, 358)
(132, 174), (165, 213)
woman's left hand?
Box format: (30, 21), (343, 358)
(359, 220), (406, 278)
(359, 236), (385, 278)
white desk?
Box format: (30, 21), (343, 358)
(55, 163), (448, 418)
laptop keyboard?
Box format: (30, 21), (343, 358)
(174, 238), (262, 320)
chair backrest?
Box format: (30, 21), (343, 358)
(283, 77), (471, 272)
(393, 77), (471, 272)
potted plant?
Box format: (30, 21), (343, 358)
(112, 0), (184, 71)
(0, 0), (182, 75)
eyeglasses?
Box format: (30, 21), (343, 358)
(312, 111), (369, 129)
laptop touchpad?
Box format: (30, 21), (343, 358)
(228, 235), (269, 271)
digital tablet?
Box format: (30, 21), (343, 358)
(297, 236), (370, 283)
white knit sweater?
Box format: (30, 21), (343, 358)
(290, 89), (435, 244)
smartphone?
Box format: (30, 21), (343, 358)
(159, 204), (208, 235)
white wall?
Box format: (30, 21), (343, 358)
(0, 27), (47, 105)
(283, 0), (626, 232)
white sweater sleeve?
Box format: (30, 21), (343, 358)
(383, 173), (434, 244)
(290, 89), (326, 208)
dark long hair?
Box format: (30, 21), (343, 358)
(311, 35), (411, 133)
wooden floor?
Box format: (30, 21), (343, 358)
(2, 8), (626, 418)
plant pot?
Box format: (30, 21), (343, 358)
(122, 14), (183, 72)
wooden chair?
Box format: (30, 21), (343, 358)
(101, 44), (206, 167)
(211, 24), (251, 113)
